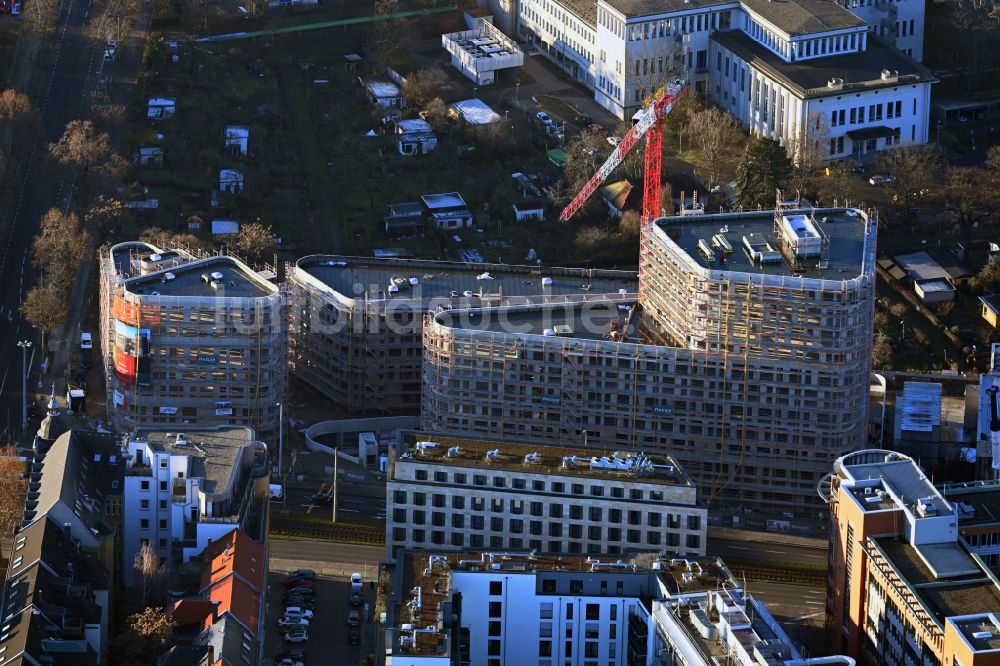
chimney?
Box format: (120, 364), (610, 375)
(62, 522), (72, 544)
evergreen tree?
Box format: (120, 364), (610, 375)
(734, 137), (792, 210)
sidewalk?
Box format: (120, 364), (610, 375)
(709, 526), (827, 549)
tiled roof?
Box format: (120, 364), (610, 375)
(199, 530), (265, 635)
(170, 599), (217, 627)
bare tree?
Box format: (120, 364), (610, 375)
(877, 145), (944, 220)
(423, 97), (449, 132)
(23, 0), (60, 34)
(32, 208), (92, 289)
(230, 222), (276, 264)
(130, 542), (167, 611)
(371, 0), (401, 65)
(687, 106), (744, 188)
(0, 443), (27, 535)
(110, 606), (174, 666)
(401, 69), (447, 109)
(619, 210), (641, 240)
(92, 0), (139, 46)
(139, 228), (213, 254)
(0, 90), (31, 159)
(85, 196), (132, 236)
(562, 131), (607, 194)
(945, 165), (989, 232)
(21, 282), (68, 352)
(49, 120), (110, 172)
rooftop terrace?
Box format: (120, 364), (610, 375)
(125, 256), (277, 299)
(396, 431), (693, 486)
(295, 255), (636, 306)
(131, 427), (257, 497)
(652, 208), (871, 281)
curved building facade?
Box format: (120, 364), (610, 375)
(421, 207), (877, 513)
(99, 243), (285, 440)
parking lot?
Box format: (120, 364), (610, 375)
(264, 565), (376, 666)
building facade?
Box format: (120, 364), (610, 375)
(286, 255), (635, 413)
(513, 0), (932, 158)
(98, 242), (285, 440)
(386, 549), (851, 666)
(386, 431), (706, 560)
(122, 427), (270, 585)
(826, 449), (1000, 665)
(421, 207), (876, 516)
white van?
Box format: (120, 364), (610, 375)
(269, 484), (284, 500)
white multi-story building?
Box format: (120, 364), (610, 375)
(387, 432), (707, 561)
(514, 0), (933, 159)
(386, 549), (854, 666)
(121, 427), (269, 585)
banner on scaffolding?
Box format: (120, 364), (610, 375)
(113, 319), (151, 387)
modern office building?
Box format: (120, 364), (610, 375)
(286, 255), (635, 413)
(385, 549), (851, 666)
(514, 0), (931, 158)
(121, 426), (270, 586)
(98, 242), (286, 440)
(386, 431), (706, 560)
(826, 449), (1000, 664)
(422, 206), (877, 515)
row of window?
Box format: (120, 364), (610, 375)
(390, 528), (701, 551)
(407, 470), (673, 502)
(393, 508), (699, 536)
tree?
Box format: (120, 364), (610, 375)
(423, 97), (449, 133)
(562, 131), (606, 194)
(619, 210), (641, 240)
(138, 228), (213, 254)
(371, 0), (401, 65)
(21, 282), (68, 352)
(973, 261), (1000, 293)
(23, 0), (59, 33)
(686, 106), (744, 188)
(872, 327), (893, 369)
(129, 542), (167, 611)
(49, 120), (110, 171)
(877, 145), (944, 219)
(85, 196), (133, 236)
(0, 443), (27, 535)
(662, 89), (703, 153)
(401, 69), (447, 110)
(944, 165), (989, 232)
(0, 90), (31, 157)
(92, 0), (139, 47)
(230, 222), (276, 264)
(32, 208), (92, 289)
(734, 137), (792, 210)
(110, 607), (174, 666)
(575, 225), (611, 254)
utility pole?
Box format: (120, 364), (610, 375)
(276, 402), (283, 477)
(17, 340), (32, 437)
(332, 447), (338, 524)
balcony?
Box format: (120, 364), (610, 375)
(125, 465), (152, 477)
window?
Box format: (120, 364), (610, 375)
(159, 481), (167, 492)
(570, 580), (583, 595)
(140, 480), (150, 491)
(586, 604), (600, 620)
(493, 477), (506, 488)
(488, 639), (501, 656)
(140, 499), (150, 510)
(489, 621), (502, 636)
(474, 475), (487, 486)
(585, 643), (600, 658)
(452, 496), (465, 510)
(688, 515), (701, 531)
(686, 534), (701, 549)
(572, 484), (584, 495)
(159, 458), (167, 469)
(432, 494), (445, 508)
(159, 519), (167, 529)
(415, 469), (428, 480)
(140, 519), (149, 529)
(393, 490), (406, 504)
(455, 473), (467, 484)
(549, 504), (563, 518)
(413, 492), (426, 506)
(489, 602), (502, 617)
(542, 579), (556, 594)
(539, 640), (552, 657)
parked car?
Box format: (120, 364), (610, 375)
(536, 111), (553, 125)
(350, 592), (363, 607)
(283, 630), (309, 643)
(283, 599), (315, 610)
(348, 630), (360, 645)
(351, 572), (363, 593)
(289, 569), (316, 580)
(868, 175), (892, 186)
(286, 586), (315, 596)
(277, 617), (310, 630)
(275, 660), (304, 666)
(285, 608), (314, 621)
(274, 650), (305, 665)
(80, 332), (93, 351)
(347, 610), (361, 626)
(308, 494), (333, 505)
(283, 577), (315, 589)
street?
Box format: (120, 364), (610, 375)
(706, 537), (828, 565)
(0, 0), (100, 442)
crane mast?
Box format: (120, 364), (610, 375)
(559, 80), (688, 225)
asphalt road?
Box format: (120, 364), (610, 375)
(284, 482), (387, 522)
(0, 0), (98, 442)
(706, 538), (828, 565)
(269, 539), (384, 568)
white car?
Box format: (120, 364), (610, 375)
(283, 631), (308, 643)
(284, 607), (314, 621)
(536, 111), (553, 125)
(80, 332), (93, 350)
(868, 175), (892, 186)
(607, 136), (622, 147)
(277, 617), (310, 629)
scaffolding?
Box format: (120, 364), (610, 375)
(421, 208), (878, 514)
(98, 242), (286, 440)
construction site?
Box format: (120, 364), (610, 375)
(98, 242), (286, 441)
(286, 255), (637, 413)
(420, 201), (878, 516)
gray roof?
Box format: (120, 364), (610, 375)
(602, 0), (739, 19)
(30, 432), (124, 543)
(195, 614), (257, 666)
(711, 31), (936, 97)
(133, 427), (256, 498)
(125, 256), (276, 299)
(563, 0), (598, 25)
(740, 0), (863, 35)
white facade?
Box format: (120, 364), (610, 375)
(836, 0), (925, 60)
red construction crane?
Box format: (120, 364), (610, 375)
(559, 80), (688, 225)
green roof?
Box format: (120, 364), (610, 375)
(547, 149), (567, 167)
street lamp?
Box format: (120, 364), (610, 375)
(900, 320), (905, 341)
(17, 340), (31, 435)
(515, 81), (520, 107)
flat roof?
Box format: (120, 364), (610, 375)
(396, 431), (693, 486)
(942, 481), (1000, 527)
(653, 209), (869, 279)
(420, 192), (467, 210)
(125, 256), (277, 299)
(845, 458), (953, 518)
(740, 0), (863, 35)
(895, 251), (952, 282)
(295, 255), (636, 307)
(951, 616), (1000, 652)
(450, 98), (501, 125)
(132, 426), (256, 497)
(436, 299), (639, 341)
(562, 0), (598, 25)
(364, 79), (400, 97)
(712, 30), (936, 98)
(602, 0), (738, 19)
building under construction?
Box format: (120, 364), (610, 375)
(286, 256), (636, 413)
(98, 242), (286, 441)
(421, 203), (877, 514)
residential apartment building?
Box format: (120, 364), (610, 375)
(98, 242), (285, 440)
(122, 427), (270, 586)
(287, 255), (635, 413)
(422, 206), (877, 516)
(826, 449), (1000, 665)
(513, 0), (932, 158)
(386, 431), (706, 560)
(386, 549), (851, 666)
